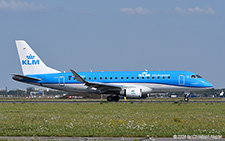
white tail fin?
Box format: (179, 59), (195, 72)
(15, 40), (60, 75)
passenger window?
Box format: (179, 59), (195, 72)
(157, 76), (160, 79)
(100, 77), (102, 80)
(105, 77), (107, 80)
(152, 77), (155, 79)
(89, 77), (91, 80)
(115, 77), (117, 79)
(68, 77), (71, 80)
(168, 76), (170, 79)
(126, 77), (129, 79)
(163, 76), (165, 79)
(131, 77), (134, 79)
(73, 77), (76, 80)
(84, 77), (86, 80)
(147, 77), (149, 79)
(110, 77), (112, 80)
(94, 77), (96, 80)
(137, 77), (139, 79)
(142, 77), (144, 79)
(121, 77), (123, 79)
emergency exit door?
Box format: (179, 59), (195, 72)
(179, 75), (185, 85)
(59, 76), (65, 87)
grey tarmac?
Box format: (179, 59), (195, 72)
(0, 101), (225, 103)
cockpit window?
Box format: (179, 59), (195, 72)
(191, 75), (196, 79)
(191, 74), (202, 79)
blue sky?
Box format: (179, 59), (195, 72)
(0, 0), (225, 90)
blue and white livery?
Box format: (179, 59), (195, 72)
(12, 40), (213, 102)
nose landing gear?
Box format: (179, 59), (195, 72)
(184, 96), (189, 102)
(184, 92), (190, 102)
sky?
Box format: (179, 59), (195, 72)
(0, 0), (225, 90)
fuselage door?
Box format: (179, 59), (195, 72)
(179, 75), (185, 85)
(59, 76), (65, 87)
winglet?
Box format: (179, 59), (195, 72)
(70, 69), (87, 83)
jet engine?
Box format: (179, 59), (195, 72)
(120, 88), (142, 98)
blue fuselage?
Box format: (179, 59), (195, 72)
(20, 70), (213, 94)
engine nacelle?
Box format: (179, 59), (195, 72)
(120, 88), (142, 98)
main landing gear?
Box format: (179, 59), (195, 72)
(107, 95), (120, 102)
(184, 92), (190, 102)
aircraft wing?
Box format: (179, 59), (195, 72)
(70, 69), (123, 92)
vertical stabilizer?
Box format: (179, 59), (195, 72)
(15, 40), (60, 75)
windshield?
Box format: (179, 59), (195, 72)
(191, 74), (202, 79)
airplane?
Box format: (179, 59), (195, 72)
(12, 40), (213, 102)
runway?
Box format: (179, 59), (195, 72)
(0, 100), (225, 103)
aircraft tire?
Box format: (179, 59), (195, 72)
(107, 96), (114, 102)
(113, 96), (120, 102)
(184, 97), (189, 102)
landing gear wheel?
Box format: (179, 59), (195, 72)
(184, 97), (189, 102)
(113, 96), (120, 102)
(107, 96), (114, 102)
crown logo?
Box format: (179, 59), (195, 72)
(26, 54), (35, 59)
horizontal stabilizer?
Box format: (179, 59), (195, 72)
(12, 74), (41, 81)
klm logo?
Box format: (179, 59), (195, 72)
(131, 90), (136, 95)
(139, 72), (150, 77)
(22, 54), (40, 65)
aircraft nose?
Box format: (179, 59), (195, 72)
(201, 80), (213, 88)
